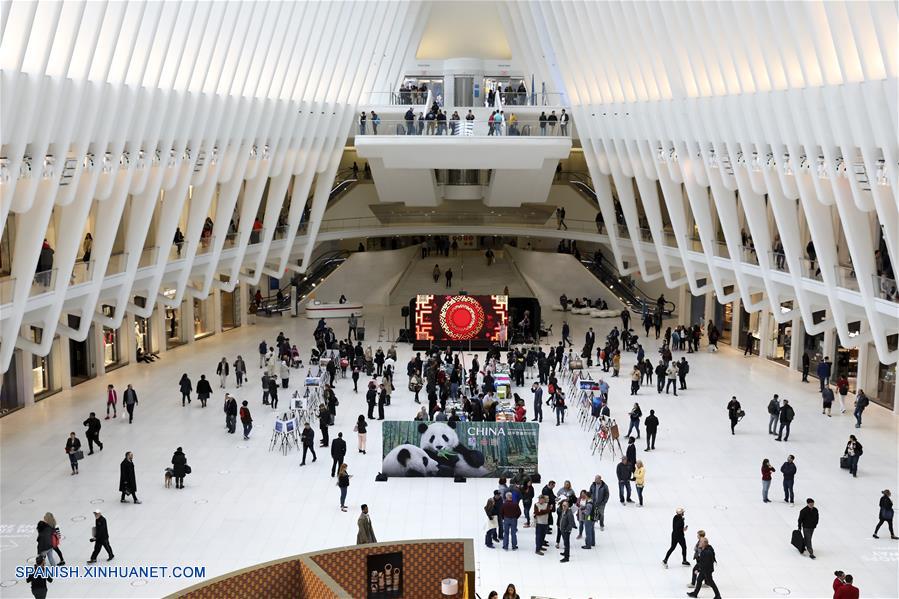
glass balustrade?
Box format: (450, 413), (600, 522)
(106, 252), (129, 276)
(354, 119), (571, 137)
(70, 260), (93, 285)
(139, 247), (158, 268)
(30, 268), (56, 296)
(872, 274), (897, 302)
(196, 235), (216, 256)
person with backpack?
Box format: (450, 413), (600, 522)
(835, 376), (850, 413)
(775, 399), (795, 442)
(853, 390), (870, 428)
(239, 401), (252, 440)
(822, 385), (835, 417)
(767, 394), (781, 435)
(553, 391), (566, 425)
(844, 435), (863, 477)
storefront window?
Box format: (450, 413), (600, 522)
(802, 310), (827, 378)
(874, 335), (897, 410)
(31, 326), (59, 398)
(101, 305), (124, 371)
(1, 360), (20, 415)
(193, 297), (213, 339)
(163, 289), (184, 349)
(768, 302), (793, 366)
(221, 289), (240, 331)
(135, 316), (152, 356)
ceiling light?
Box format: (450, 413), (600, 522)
(42, 155), (55, 178)
(875, 159), (888, 185)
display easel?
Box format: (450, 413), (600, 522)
(593, 417), (623, 460)
(269, 415), (300, 455)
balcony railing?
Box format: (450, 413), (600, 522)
(31, 268), (56, 295)
(0, 277), (15, 306)
(355, 119), (571, 137)
(873, 274), (898, 302)
(70, 260), (93, 285)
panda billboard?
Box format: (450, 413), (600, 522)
(381, 421), (539, 478)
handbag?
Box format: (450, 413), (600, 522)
(839, 455), (850, 470)
(881, 508), (894, 521)
(73, 450), (85, 461)
(51, 531), (60, 548)
(184, 465), (192, 475)
(790, 528), (805, 553)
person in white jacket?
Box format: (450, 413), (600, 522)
(279, 360), (290, 389)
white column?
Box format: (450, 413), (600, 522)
(123, 313), (137, 365)
(823, 327), (836, 362)
(92, 324), (105, 377)
(758, 309), (771, 358)
(57, 336), (73, 390)
(183, 298), (195, 345)
(677, 285), (689, 326)
(788, 314), (802, 369)
(153, 305), (167, 355)
(703, 290), (714, 325)
(211, 289), (223, 333)
(730, 299), (742, 349)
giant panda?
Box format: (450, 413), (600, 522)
(417, 421), (488, 477)
(382, 444), (439, 477)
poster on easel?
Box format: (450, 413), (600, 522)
(366, 551), (403, 598)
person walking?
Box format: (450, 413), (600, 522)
(835, 376), (850, 413)
(355, 415), (367, 454)
(817, 356), (832, 391)
(337, 464), (351, 511)
(501, 491), (521, 550)
(797, 498), (819, 559)
(445, 268), (453, 288)
(726, 396), (742, 435)
(258, 340), (268, 368)
(801, 351), (810, 382)
(171, 447), (187, 489)
(65, 432), (82, 475)
(279, 360), (290, 389)
(216, 357), (229, 388)
(484, 491), (501, 548)
(834, 575), (859, 599)
(558, 500), (575, 562)
(775, 399), (795, 442)
(233, 355), (246, 388)
(644, 410), (659, 450)
(821, 384), (835, 417)
(104, 384), (117, 419)
(331, 432), (347, 477)
(87, 510), (113, 563)
(873, 489), (897, 539)
(268, 375), (279, 410)
(853, 390), (870, 428)
(761, 458), (776, 503)
(844, 435), (863, 477)
(377, 384), (387, 420)
(356, 504), (376, 544)
(196, 374), (212, 408)
(677, 356), (689, 390)
(616, 456), (633, 504)
(82, 412), (103, 454)
(662, 507), (690, 568)
(634, 460), (646, 507)
(119, 451), (140, 503)
(688, 530), (706, 590)
(300, 422), (317, 465)
(123, 384), (138, 423)
(178, 373), (192, 406)
(224, 394), (238, 434)
(36, 514), (57, 567)
(553, 391), (566, 426)
(767, 394), (781, 434)
(687, 537), (721, 599)
(239, 401), (253, 440)
(781, 455), (797, 504)
(27, 554), (52, 599)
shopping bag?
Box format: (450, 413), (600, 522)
(791, 529), (805, 553)
(839, 456), (850, 470)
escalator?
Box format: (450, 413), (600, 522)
(582, 256), (676, 317)
(255, 250), (351, 316)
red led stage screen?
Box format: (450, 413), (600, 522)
(414, 295), (508, 343)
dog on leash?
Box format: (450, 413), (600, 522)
(164, 468), (174, 488)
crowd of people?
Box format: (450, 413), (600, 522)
(25, 292), (892, 599)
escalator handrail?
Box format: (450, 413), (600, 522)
(582, 258), (676, 316)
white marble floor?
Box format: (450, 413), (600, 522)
(1, 303), (897, 599)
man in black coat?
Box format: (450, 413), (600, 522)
(775, 399), (795, 442)
(171, 447), (187, 489)
(82, 412), (104, 454)
(300, 423), (317, 466)
(330, 432), (347, 477)
(797, 498), (819, 559)
(87, 510), (113, 563)
(224, 395), (238, 434)
(616, 456), (633, 504)
(687, 537), (720, 598)
(801, 351), (810, 382)
(377, 385), (387, 420)
(119, 452), (140, 503)
(644, 410), (659, 451)
(366, 386), (376, 419)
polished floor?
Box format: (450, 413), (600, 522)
(0, 304), (897, 598)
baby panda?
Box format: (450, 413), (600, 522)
(417, 421), (488, 477)
(382, 444), (439, 477)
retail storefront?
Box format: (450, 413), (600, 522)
(768, 303), (794, 366)
(134, 315), (153, 355)
(800, 310), (828, 378)
(100, 305), (125, 371)
(193, 297), (214, 339)
(1, 354), (21, 414)
(163, 289), (184, 349)
(874, 335), (897, 410)
(65, 315), (95, 386)
(221, 289), (240, 331)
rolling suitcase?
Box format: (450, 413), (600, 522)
(840, 455), (850, 469)
(791, 528), (805, 553)
(356, 326), (365, 341)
